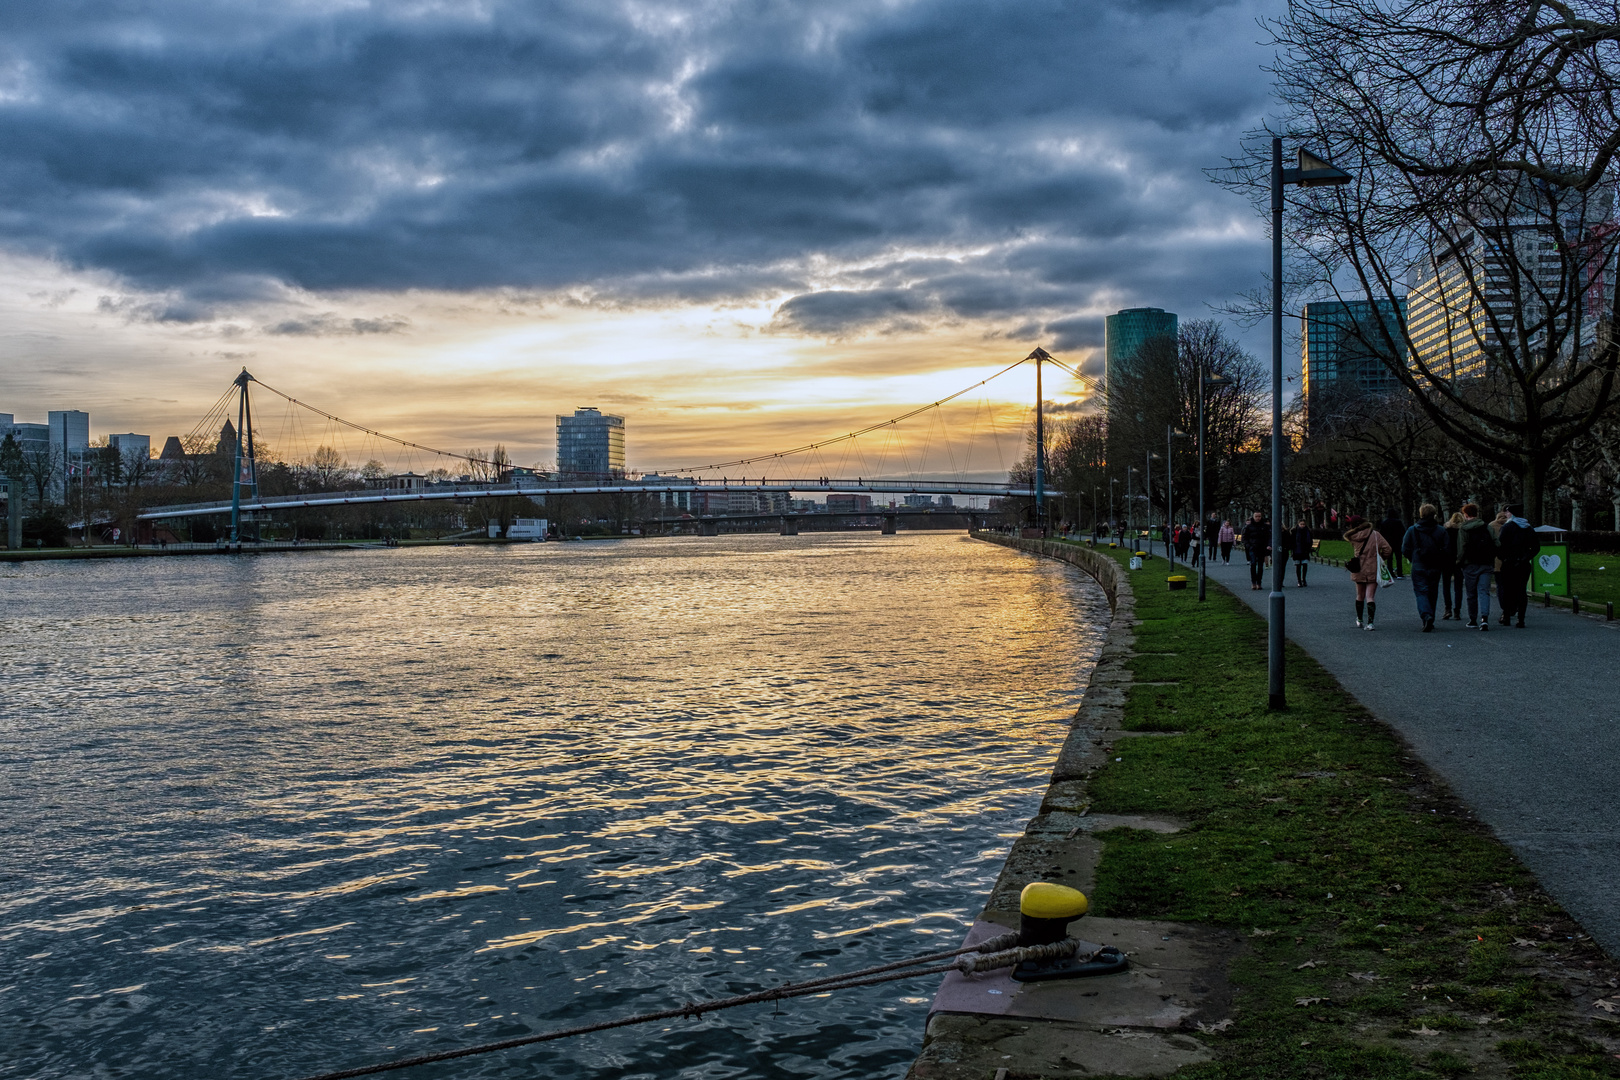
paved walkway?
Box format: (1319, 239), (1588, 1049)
(1190, 552), (1619, 957)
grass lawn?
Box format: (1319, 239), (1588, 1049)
(1058, 540), (1618, 1078)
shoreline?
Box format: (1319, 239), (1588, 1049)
(910, 533), (1619, 1079)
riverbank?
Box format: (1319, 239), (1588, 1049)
(913, 535), (1618, 1079)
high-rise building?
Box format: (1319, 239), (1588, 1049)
(48, 410), (90, 455)
(556, 408), (625, 478)
(1104, 308), (1178, 388)
(1408, 208), (1619, 380)
(1301, 298), (1408, 424)
(11, 422), (50, 457)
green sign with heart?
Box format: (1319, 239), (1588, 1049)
(1532, 544), (1568, 596)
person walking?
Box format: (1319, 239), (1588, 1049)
(1291, 518), (1313, 586)
(1401, 504), (1451, 632)
(1457, 503), (1498, 629)
(1344, 515), (1393, 629)
(1173, 524), (1192, 562)
(1496, 503), (1539, 628)
(1377, 508), (1407, 578)
(1441, 510), (1465, 619)
(1219, 519), (1236, 564)
(1240, 511), (1270, 590)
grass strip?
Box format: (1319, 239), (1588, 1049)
(1062, 542), (1618, 1079)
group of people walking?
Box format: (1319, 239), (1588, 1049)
(1340, 503), (1540, 632)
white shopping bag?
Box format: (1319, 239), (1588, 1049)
(1376, 552), (1394, 588)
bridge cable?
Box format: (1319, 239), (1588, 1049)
(284, 933), (1099, 1080)
(672, 354), (1032, 474)
(249, 378), (503, 471)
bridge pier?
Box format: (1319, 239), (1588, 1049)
(881, 513), (898, 535)
(779, 516), (798, 536)
(700, 518), (719, 537)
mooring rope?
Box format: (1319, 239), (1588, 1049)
(286, 934), (1089, 1080)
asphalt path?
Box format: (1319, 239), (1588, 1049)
(1183, 550), (1620, 957)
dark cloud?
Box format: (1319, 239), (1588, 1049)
(0, 0), (1276, 332)
(263, 313), (409, 336)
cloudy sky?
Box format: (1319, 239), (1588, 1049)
(0, 0), (1280, 475)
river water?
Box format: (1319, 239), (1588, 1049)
(0, 532), (1107, 1080)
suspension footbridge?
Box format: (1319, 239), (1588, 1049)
(136, 348), (1083, 537)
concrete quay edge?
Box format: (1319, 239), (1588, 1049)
(906, 535), (1236, 1079)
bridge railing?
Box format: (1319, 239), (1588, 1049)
(140, 477), (1030, 519)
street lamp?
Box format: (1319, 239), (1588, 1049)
(1126, 466), (1135, 536)
(1198, 370), (1233, 601)
(1110, 477), (1118, 539)
(1167, 427), (1189, 567)
(1268, 140), (1352, 708)
(1148, 450), (1163, 559)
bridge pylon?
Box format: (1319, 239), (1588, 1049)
(228, 368), (260, 547)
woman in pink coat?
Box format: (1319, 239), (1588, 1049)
(1343, 515), (1393, 630)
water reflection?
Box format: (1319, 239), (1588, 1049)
(0, 533), (1106, 1079)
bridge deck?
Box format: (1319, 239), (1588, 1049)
(138, 479), (1033, 520)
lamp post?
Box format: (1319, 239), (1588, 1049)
(1267, 139), (1352, 708)
(1126, 466), (1135, 536)
(1167, 427), (1188, 567)
(1148, 450), (1162, 558)
(1110, 477), (1118, 539)
(1198, 370), (1233, 601)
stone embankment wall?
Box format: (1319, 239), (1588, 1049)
(963, 532), (1137, 915)
(908, 536), (1227, 1077)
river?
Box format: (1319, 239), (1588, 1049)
(0, 532), (1107, 1079)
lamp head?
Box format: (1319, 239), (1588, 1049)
(1284, 147), (1352, 188)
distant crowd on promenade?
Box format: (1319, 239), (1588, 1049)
(1065, 502), (1545, 634)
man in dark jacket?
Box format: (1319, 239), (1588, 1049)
(1401, 504), (1451, 632)
(1240, 511), (1270, 590)
(1495, 503), (1540, 628)
(1457, 503), (1498, 629)
(1290, 518), (1313, 586)
(1377, 508), (1407, 578)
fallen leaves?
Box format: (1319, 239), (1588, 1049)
(1249, 928), (1277, 937)
(1295, 959), (1321, 969)
(1595, 998), (1620, 1014)
(1411, 1024), (1442, 1036)
(1511, 938), (1539, 948)
(1348, 971), (1382, 982)
(1195, 1018), (1234, 1033)
(1295, 996), (1328, 1006)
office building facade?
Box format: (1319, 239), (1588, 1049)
(108, 433), (151, 461)
(1408, 218), (1619, 380)
(1301, 298), (1408, 424)
(556, 408), (625, 478)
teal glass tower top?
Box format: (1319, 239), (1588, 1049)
(1301, 298), (1407, 428)
(1104, 308), (1178, 387)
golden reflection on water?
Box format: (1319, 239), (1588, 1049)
(0, 532), (1107, 1079)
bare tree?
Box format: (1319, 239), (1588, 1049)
(308, 445), (350, 489)
(1239, 0), (1620, 522)
(1102, 320), (1268, 523)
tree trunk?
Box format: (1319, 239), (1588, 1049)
(1521, 465), (1545, 526)
(1571, 498), (1585, 532)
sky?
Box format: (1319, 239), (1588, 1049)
(0, 0), (1282, 477)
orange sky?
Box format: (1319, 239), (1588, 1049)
(0, 253), (1093, 481)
